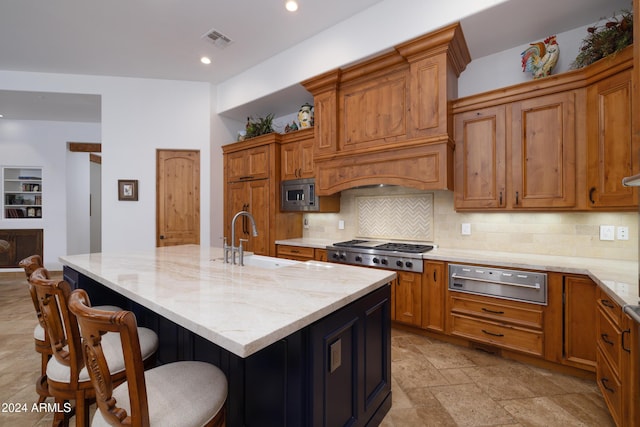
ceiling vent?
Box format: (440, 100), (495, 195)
(202, 28), (233, 49)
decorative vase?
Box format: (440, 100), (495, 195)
(297, 103), (314, 128)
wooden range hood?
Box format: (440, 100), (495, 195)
(302, 23), (471, 196)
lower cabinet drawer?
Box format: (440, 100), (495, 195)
(276, 245), (315, 260)
(450, 313), (543, 356)
(597, 307), (622, 377)
(597, 347), (623, 426)
(449, 292), (543, 329)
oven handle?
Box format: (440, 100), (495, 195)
(450, 273), (541, 289)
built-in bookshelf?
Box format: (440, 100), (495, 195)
(3, 167), (43, 219)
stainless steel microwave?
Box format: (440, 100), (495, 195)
(281, 178), (320, 211)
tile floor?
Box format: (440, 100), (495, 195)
(0, 274), (615, 426)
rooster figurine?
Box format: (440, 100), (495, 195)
(521, 35), (559, 79)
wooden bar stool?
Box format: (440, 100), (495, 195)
(69, 288), (227, 427)
(19, 255), (53, 403)
(28, 267), (159, 427)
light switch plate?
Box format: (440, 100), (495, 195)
(617, 226), (629, 240)
(461, 223), (471, 235)
(599, 225), (615, 241)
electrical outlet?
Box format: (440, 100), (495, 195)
(461, 223), (471, 235)
(303, 217), (309, 229)
(599, 225), (615, 241)
(617, 226), (629, 240)
(338, 220), (345, 230)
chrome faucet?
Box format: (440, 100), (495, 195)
(224, 210), (258, 265)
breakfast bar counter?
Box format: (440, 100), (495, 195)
(60, 244), (396, 426)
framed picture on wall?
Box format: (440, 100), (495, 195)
(118, 179), (138, 201)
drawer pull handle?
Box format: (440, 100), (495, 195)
(601, 299), (615, 309)
(450, 273), (540, 289)
(600, 333), (614, 346)
(481, 307), (505, 315)
(481, 329), (504, 337)
(291, 249), (299, 253)
(622, 329), (631, 353)
(600, 378), (615, 394)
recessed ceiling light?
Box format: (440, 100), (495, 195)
(201, 56), (212, 65)
(285, 0), (298, 12)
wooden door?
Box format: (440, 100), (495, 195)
(511, 92), (577, 208)
(587, 69), (637, 208)
(156, 150), (200, 247)
(454, 105), (506, 209)
(563, 275), (597, 371)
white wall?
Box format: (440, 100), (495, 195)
(66, 150), (92, 255)
(0, 71), (212, 267)
(458, 24), (594, 97)
(0, 119), (100, 269)
(209, 85), (244, 247)
(217, 0), (508, 114)
(90, 160), (102, 253)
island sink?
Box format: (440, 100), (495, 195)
(213, 253), (300, 269)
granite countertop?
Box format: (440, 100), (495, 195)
(60, 245), (395, 358)
(276, 238), (640, 309)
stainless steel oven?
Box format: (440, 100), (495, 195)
(449, 263), (547, 305)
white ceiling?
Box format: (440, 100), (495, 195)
(0, 0), (631, 123)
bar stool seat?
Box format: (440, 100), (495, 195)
(91, 361), (227, 427)
(69, 289), (227, 427)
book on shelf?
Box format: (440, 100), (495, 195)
(5, 208), (26, 218)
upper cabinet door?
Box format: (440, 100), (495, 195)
(226, 145), (270, 183)
(587, 69), (637, 209)
(454, 105), (506, 209)
(510, 92), (577, 209)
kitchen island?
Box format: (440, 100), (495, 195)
(60, 245), (396, 427)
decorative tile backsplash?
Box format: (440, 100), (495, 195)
(303, 187), (638, 261)
(356, 194), (433, 241)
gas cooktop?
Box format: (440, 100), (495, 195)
(332, 239), (434, 254)
(327, 240), (435, 273)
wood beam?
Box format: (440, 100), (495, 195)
(68, 142), (101, 152)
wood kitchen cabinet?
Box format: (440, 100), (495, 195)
(454, 91), (577, 210)
(596, 289), (626, 426)
(562, 275), (597, 371)
(276, 244), (327, 262)
(454, 105), (506, 209)
(422, 261), (446, 332)
(511, 92), (577, 209)
(587, 65), (637, 209)
(393, 271), (422, 327)
(280, 128), (315, 181)
(448, 291), (544, 357)
(622, 311), (639, 427)
(452, 45), (635, 212)
(223, 134), (302, 257)
(226, 180), (270, 255)
(302, 23), (469, 195)
(225, 144), (270, 182)
(596, 288), (640, 427)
